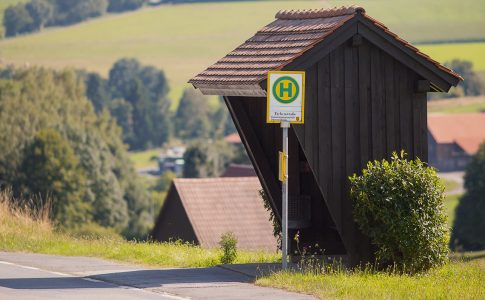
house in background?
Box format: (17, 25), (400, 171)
(152, 177), (277, 251)
(158, 146), (185, 176)
(428, 113), (485, 171)
(221, 164), (256, 177)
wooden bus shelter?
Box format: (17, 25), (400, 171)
(189, 6), (462, 265)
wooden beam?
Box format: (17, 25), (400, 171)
(351, 34), (363, 47)
(415, 80), (431, 93)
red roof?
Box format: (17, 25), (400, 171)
(224, 132), (242, 144)
(189, 6), (462, 96)
(173, 177), (277, 251)
(222, 164), (256, 177)
(428, 113), (485, 155)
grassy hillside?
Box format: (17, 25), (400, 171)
(428, 96), (485, 113)
(0, 0), (484, 104)
(419, 42), (485, 71)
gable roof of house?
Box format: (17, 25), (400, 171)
(224, 132), (242, 144)
(428, 113), (485, 155)
(189, 6), (462, 97)
(170, 177), (277, 251)
(221, 164), (256, 177)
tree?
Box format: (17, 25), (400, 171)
(154, 171), (176, 193)
(445, 60), (483, 96)
(109, 98), (135, 143)
(175, 88), (211, 140)
(107, 58), (171, 150)
(108, 0), (145, 12)
(19, 128), (89, 228)
(3, 4), (34, 37)
(26, 0), (54, 31)
(183, 140), (234, 178)
(51, 0), (108, 25)
(85, 73), (111, 113)
(451, 142), (485, 250)
(0, 67), (151, 238)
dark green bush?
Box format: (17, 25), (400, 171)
(451, 142), (485, 251)
(349, 151), (449, 273)
(219, 232), (237, 264)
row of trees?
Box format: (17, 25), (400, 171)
(0, 67), (152, 239)
(83, 58), (235, 150)
(431, 59), (484, 99)
(3, 0), (145, 37)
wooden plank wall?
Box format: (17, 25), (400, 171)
(292, 38), (428, 264)
(225, 37), (428, 265)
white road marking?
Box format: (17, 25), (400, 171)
(0, 259), (190, 299)
(82, 278), (104, 283)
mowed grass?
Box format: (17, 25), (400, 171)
(256, 259), (485, 299)
(1, 0), (484, 105)
(442, 178), (460, 193)
(129, 148), (161, 169)
(0, 193), (280, 267)
(428, 96), (485, 113)
(419, 42), (485, 72)
(444, 193), (462, 228)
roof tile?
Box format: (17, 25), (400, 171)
(173, 177), (277, 251)
(428, 113), (485, 155)
(190, 5), (462, 95)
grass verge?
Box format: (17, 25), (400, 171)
(428, 96), (485, 113)
(0, 192), (279, 268)
(256, 259), (485, 299)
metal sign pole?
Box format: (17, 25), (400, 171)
(281, 121), (290, 270)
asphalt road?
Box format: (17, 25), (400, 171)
(0, 252), (314, 300)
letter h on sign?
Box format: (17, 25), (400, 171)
(279, 82), (293, 98)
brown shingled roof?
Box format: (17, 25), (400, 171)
(189, 5), (462, 96)
(428, 113), (485, 155)
(173, 177), (277, 251)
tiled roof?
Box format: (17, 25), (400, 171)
(221, 164), (256, 178)
(428, 113), (485, 155)
(224, 132), (242, 144)
(173, 177), (277, 251)
(189, 5), (462, 96)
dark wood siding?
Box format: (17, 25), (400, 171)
(225, 37), (428, 265)
(152, 185), (198, 244)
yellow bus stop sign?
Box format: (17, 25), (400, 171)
(266, 71), (305, 124)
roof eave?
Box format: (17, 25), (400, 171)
(191, 83), (266, 97)
(356, 15), (462, 93)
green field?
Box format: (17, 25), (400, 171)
(445, 193), (462, 227)
(0, 0), (484, 105)
(129, 148), (161, 169)
(428, 96), (485, 113)
(419, 42), (485, 72)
